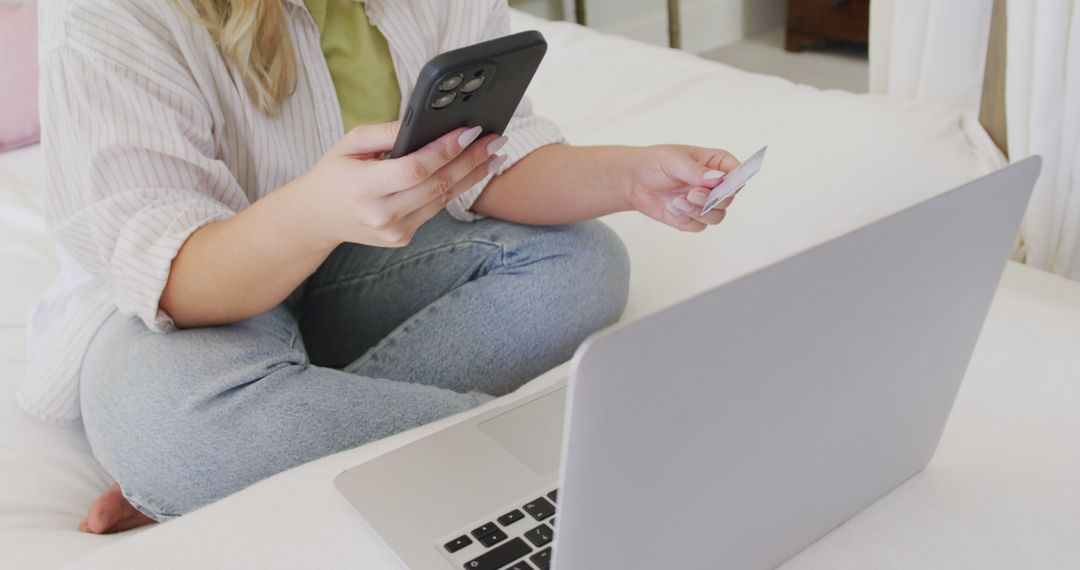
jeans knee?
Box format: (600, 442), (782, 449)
(528, 220), (630, 334)
(566, 220), (630, 325)
(80, 314), (311, 520)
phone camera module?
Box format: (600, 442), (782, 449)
(461, 76), (485, 94)
(438, 74), (464, 92)
(432, 91), (457, 109)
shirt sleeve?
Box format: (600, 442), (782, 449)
(445, 0), (566, 222)
(40, 32), (243, 332)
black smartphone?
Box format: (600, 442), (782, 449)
(389, 30), (547, 158)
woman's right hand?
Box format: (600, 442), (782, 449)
(161, 121), (505, 328)
(297, 121), (508, 248)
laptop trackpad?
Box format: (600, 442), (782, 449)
(477, 387), (567, 476)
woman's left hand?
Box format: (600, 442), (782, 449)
(622, 145), (742, 232)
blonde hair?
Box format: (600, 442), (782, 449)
(181, 0), (297, 114)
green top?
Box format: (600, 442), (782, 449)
(305, 0), (401, 131)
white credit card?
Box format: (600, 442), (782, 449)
(701, 145), (767, 215)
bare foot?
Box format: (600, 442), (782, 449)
(78, 483), (157, 534)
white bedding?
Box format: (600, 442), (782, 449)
(4, 10), (1078, 570)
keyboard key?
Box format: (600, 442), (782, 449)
(444, 535), (472, 553)
(497, 509), (525, 527)
(523, 524), (554, 547)
(550, 517), (556, 527)
(529, 547), (552, 570)
(462, 537), (532, 570)
(506, 562), (533, 570)
(470, 522), (498, 540)
(522, 497), (556, 521)
(478, 528), (508, 548)
(546, 489), (558, 503)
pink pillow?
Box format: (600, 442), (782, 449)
(0, 2), (39, 152)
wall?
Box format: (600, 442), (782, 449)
(510, 0), (785, 53)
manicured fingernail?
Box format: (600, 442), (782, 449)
(458, 126), (483, 148)
(486, 135), (509, 155)
(672, 197), (695, 213)
(704, 169), (725, 180)
(686, 190), (708, 205)
(666, 201), (686, 216)
(488, 154), (508, 175)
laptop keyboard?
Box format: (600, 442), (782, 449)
(439, 488), (559, 569)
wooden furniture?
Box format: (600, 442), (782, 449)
(979, 0), (1008, 156)
(572, 0), (683, 49)
(782, 0), (1007, 158)
(785, 0), (870, 52)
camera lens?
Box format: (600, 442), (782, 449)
(461, 76), (485, 93)
(438, 74), (464, 91)
(432, 91), (457, 109)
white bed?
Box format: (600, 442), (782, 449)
(3, 11), (1079, 569)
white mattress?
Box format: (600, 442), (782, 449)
(4, 11), (1078, 570)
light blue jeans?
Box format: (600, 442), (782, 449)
(80, 212), (629, 520)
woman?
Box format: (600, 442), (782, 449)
(26, 0), (740, 532)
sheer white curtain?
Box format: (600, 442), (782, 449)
(870, 0), (1080, 280)
(869, 0), (995, 109)
(1008, 3), (1080, 278)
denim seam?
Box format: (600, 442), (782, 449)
(342, 242), (510, 374)
(288, 328), (301, 350)
(344, 285), (463, 374)
(309, 239), (505, 296)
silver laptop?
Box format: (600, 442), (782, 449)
(335, 157), (1042, 570)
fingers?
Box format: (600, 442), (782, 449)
(691, 147), (742, 175)
(692, 207), (727, 226)
(665, 188), (729, 230)
(686, 188), (732, 224)
(373, 125), (486, 193)
(335, 121), (402, 157)
(667, 147), (742, 188)
(642, 146), (743, 233)
(364, 135), (507, 248)
(400, 153), (508, 234)
(387, 133), (506, 214)
(666, 208), (708, 232)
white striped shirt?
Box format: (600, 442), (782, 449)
(22, 0), (564, 424)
